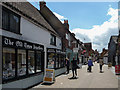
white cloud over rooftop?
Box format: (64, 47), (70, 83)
(53, 6), (118, 52)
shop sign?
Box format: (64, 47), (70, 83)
(43, 69), (55, 83)
(2, 36), (44, 51)
(47, 49), (55, 53)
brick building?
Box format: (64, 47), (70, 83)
(39, 1), (81, 62)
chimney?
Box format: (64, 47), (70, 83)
(39, 1), (46, 9)
(71, 33), (75, 37)
(64, 20), (69, 30)
(103, 48), (105, 52)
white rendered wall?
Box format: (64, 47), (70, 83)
(1, 16), (62, 89)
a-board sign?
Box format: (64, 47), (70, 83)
(43, 69), (55, 83)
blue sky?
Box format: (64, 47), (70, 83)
(46, 2), (117, 30)
(29, 1), (118, 52)
(30, 2), (118, 30)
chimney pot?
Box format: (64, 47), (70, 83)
(64, 20), (68, 24)
(39, 1), (46, 9)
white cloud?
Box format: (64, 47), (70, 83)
(53, 12), (67, 23)
(71, 7), (118, 52)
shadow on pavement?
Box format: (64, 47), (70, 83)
(68, 77), (79, 80)
(41, 83), (54, 86)
(100, 71), (104, 73)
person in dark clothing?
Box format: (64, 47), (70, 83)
(88, 57), (93, 72)
(99, 58), (104, 73)
(71, 58), (78, 78)
(66, 58), (70, 74)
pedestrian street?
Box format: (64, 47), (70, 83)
(30, 63), (118, 89)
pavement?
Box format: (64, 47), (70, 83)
(29, 63), (118, 89)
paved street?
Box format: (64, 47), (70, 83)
(30, 63), (118, 89)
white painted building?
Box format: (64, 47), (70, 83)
(0, 2), (66, 89)
(103, 53), (108, 65)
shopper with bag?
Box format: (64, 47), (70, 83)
(71, 58), (78, 78)
(87, 57), (93, 72)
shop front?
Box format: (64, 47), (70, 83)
(47, 48), (66, 76)
(2, 36), (44, 88)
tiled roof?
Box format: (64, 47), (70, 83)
(2, 2), (58, 36)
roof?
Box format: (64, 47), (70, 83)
(40, 2), (78, 41)
(2, 2), (59, 36)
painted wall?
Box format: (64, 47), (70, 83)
(1, 16), (62, 88)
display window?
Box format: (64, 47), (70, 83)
(60, 55), (65, 67)
(47, 53), (55, 69)
(28, 50), (35, 74)
(17, 49), (26, 76)
(47, 48), (66, 69)
(36, 51), (42, 72)
(3, 48), (16, 80)
(59, 55), (62, 67)
(56, 54), (59, 68)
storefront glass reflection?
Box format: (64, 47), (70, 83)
(48, 53), (55, 69)
(3, 48), (15, 80)
(17, 49), (26, 76)
(28, 50), (35, 74)
(36, 51), (42, 72)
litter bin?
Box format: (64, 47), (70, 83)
(115, 65), (120, 75)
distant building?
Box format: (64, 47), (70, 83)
(100, 48), (108, 64)
(40, 1), (82, 62)
(108, 36), (118, 66)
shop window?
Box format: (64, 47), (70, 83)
(17, 49), (26, 76)
(36, 51), (42, 72)
(10, 13), (20, 33)
(2, 9), (9, 30)
(60, 55), (65, 67)
(50, 34), (56, 46)
(56, 54), (59, 68)
(28, 51), (35, 74)
(3, 48), (15, 80)
(59, 55), (62, 67)
(48, 53), (55, 69)
(2, 7), (20, 34)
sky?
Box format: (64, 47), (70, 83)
(29, 1), (119, 52)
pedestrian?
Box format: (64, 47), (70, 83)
(87, 57), (93, 72)
(71, 58), (78, 78)
(99, 58), (104, 73)
(66, 58), (70, 74)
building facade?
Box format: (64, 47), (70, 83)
(1, 2), (66, 89)
(108, 36), (118, 66)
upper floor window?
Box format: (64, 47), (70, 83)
(2, 7), (20, 34)
(50, 34), (56, 46)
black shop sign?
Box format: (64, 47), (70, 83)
(2, 36), (44, 51)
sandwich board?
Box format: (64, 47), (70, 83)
(43, 69), (55, 83)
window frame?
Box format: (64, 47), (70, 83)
(50, 34), (56, 46)
(2, 6), (21, 34)
(2, 47), (44, 84)
(46, 48), (66, 70)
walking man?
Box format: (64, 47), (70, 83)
(66, 58), (70, 74)
(71, 58), (78, 78)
